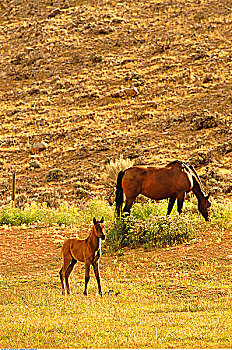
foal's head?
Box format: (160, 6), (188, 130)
(198, 193), (211, 221)
(93, 217), (105, 240)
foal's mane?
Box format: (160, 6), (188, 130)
(87, 221), (101, 239)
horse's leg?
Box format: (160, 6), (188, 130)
(123, 196), (136, 215)
(167, 196), (176, 215)
(92, 261), (102, 296)
(60, 255), (72, 295)
(177, 193), (185, 215)
(84, 261), (91, 296)
(65, 258), (77, 295)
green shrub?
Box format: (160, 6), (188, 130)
(210, 198), (232, 229)
(142, 215), (195, 249)
(80, 198), (114, 223)
(130, 199), (167, 220)
(0, 202), (51, 226)
(106, 214), (195, 253)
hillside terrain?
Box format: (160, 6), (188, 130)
(0, 0), (231, 207)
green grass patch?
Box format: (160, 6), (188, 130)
(1, 196), (230, 228)
(0, 199), (114, 227)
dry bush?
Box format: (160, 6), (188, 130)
(45, 168), (66, 182)
(189, 151), (211, 167)
(74, 187), (91, 199)
(37, 190), (61, 207)
(102, 154), (134, 189)
(29, 159), (42, 169)
(15, 193), (28, 208)
(191, 110), (226, 130)
(101, 155), (134, 205)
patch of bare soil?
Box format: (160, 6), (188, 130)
(0, 0), (231, 207)
(1, 226), (231, 297)
(0, 227), (60, 277)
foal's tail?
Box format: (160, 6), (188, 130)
(115, 170), (125, 217)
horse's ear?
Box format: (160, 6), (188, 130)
(100, 217), (104, 223)
(206, 192), (211, 199)
(93, 217), (97, 225)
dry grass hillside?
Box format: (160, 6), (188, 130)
(0, 0), (231, 206)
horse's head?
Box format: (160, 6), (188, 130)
(93, 217), (105, 240)
(198, 193), (211, 221)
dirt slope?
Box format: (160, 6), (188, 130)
(0, 0), (231, 206)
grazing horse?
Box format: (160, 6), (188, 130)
(59, 217), (105, 296)
(115, 160), (211, 221)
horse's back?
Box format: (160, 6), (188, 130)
(122, 162), (193, 200)
(62, 238), (85, 262)
(122, 166), (148, 194)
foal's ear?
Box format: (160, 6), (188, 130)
(100, 217), (104, 223)
(93, 217), (97, 225)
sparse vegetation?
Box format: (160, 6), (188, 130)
(0, 196), (231, 233)
(0, 0), (231, 205)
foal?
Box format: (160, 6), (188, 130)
(59, 217), (105, 296)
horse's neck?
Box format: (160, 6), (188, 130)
(192, 176), (206, 201)
(87, 228), (100, 251)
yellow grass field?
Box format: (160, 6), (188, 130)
(0, 221), (232, 348)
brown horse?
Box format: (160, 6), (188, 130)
(59, 217), (105, 296)
(115, 160), (211, 221)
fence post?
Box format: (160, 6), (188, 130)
(12, 173), (16, 202)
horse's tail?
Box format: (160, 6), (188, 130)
(115, 170), (125, 217)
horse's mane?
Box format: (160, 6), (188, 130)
(171, 160), (206, 194)
(184, 162), (206, 194)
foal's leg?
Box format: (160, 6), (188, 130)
(92, 261), (102, 296)
(84, 261), (91, 295)
(65, 258), (77, 295)
(60, 255), (72, 295)
(177, 193), (185, 215)
(167, 196), (176, 215)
